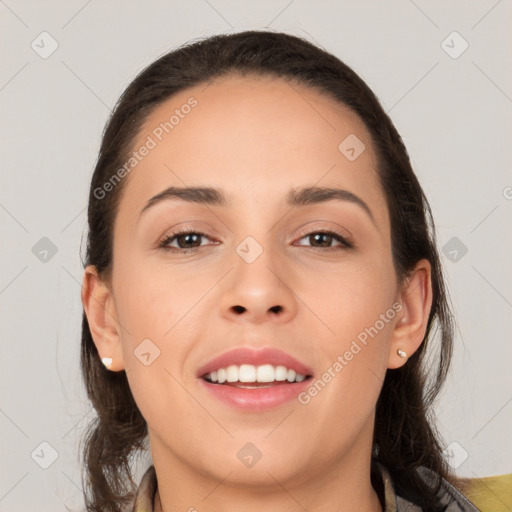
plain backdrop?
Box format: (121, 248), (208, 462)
(1, 1), (511, 510)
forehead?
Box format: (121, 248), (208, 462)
(117, 74), (387, 227)
(137, 73), (374, 159)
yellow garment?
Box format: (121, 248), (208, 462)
(454, 474), (512, 512)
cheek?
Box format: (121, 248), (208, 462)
(114, 268), (200, 434)
(298, 254), (396, 410)
(113, 258), (199, 341)
(302, 254), (397, 343)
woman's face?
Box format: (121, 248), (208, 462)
(95, 74), (409, 487)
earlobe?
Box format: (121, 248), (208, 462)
(388, 259), (433, 369)
(81, 265), (125, 371)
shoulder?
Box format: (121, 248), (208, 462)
(413, 466), (512, 512)
(416, 466), (482, 512)
(376, 462), (483, 511)
(450, 473), (512, 512)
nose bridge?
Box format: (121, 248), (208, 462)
(234, 232), (282, 296)
(230, 196), (280, 273)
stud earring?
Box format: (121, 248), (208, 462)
(397, 349), (408, 359)
(101, 357), (113, 370)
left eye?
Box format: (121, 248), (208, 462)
(295, 231), (352, 250)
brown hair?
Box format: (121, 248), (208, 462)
(80, 29), (455, 511)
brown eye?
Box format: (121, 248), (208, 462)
(296, 230), (353, 250)
(158, 231), (216, 252)
(173, 233), (203, 249)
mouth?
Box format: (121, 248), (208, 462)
(196, 346), (314, 410)
(201, 363), (313, 388)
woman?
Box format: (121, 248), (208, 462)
(80, 30), (481, 511)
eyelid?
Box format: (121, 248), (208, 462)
(156, 221), (219, 242)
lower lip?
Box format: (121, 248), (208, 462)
(198, 378), (312, 411)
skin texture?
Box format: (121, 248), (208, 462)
(82, 75), (432, 512)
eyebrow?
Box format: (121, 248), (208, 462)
(139, 185), (375, 224)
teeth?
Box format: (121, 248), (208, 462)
(240, 364), (257, 382)
(275, 365), (287, 381)
(226, 365), (238, 382)
(203, 364), (308, 384)
(257, 364), (274, 383)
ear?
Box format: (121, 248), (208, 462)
(81, 265), (125, 371)
(388, 259), (433, 369)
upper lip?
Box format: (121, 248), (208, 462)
(196, 346), (314, 379)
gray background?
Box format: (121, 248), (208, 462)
(1, 1), (511, 510)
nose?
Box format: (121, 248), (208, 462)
(219, 242), (298, 325)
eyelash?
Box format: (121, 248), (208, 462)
(157, 228), (354, 254)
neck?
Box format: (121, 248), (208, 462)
(153, 473), (382, 512)
(150, 427), (383, 512)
